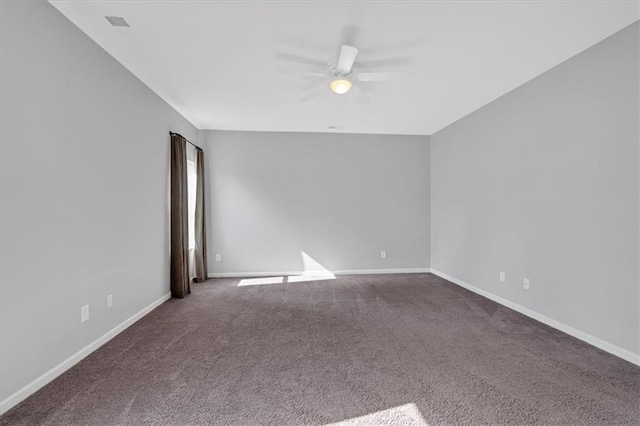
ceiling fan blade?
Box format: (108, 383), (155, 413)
(300, 89), (324, 102)
(276, 52), (327, 67)
(277, 70), (327, 78)
(337, 45), (359, 73)
(358, 37), (427, 56)
(357, 72), (408, 82)
(300, 72), (328, 78)
(351, 84), (370, 104)
(357, 57), (410, 69)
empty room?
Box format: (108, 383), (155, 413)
(0, 0), (638, 425)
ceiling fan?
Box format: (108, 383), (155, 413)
(278, 42), (408, 102)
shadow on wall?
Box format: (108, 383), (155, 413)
(237, 251), (335, 286)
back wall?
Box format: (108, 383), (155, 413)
(201, 130), (430, 276)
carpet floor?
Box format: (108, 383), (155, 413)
(1, 273), (639, 425)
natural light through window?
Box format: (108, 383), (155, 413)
(325, 403), (428, 425)
(287, 274), (334, 283)
(237, 251), (336, 286)
(300, 251), (333, 276)
(186, 157), (197, 250)
(237, 276), (284, 286)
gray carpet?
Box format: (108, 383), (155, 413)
(1, 273), (639, 425)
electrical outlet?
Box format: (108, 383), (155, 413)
(215, 253), (221, 262)
(380, 251), (387, 259)
(499, 271), (506, 282)
(107, 294), (113, 308)
(80, 305), (90, 323)
(523, 278), (530, 290)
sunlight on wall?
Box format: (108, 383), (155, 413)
(237, 251), (335, 286)
(301, 251), (332, 275)
(325, 403), (428, 425)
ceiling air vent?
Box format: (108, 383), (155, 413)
(104, 16), (130, 28)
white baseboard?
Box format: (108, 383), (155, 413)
(209, 271), (304, 278)
(0, 292), (172, 416)
(334, 268), (432, 275)
(208, 268), (432, 278)
(429, 269), (640, 366)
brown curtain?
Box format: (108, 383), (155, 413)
(194, 148), (208, 282)
(170, 133), (190, 298)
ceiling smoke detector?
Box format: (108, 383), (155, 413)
(104, 16), (130, 28)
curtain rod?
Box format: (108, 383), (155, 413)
(169, 131), (200, 149)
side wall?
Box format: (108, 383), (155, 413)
(430, 23), (639, 359)
(202, 130), (431, 276)
(0, 0), (199, 408)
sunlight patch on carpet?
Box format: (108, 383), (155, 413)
(325, 403), (428, 425)
(237, 251), (335, 286)
(237, 276), (284, 286)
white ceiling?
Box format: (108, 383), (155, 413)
(50, 0), (638, 135)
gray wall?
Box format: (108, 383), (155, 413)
(0, 1), (199, 402)
(202, 130), (430, 275)
(431, 23), (639, 355)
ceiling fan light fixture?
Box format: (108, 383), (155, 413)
(329, 78), (353, 94)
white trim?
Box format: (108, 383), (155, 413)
(209, 271), (304, 278)
(334, 268), (432, 275)
(0, 292), (172, 415)
(429, 269), (640, 366)
(208, 268), (432, 278)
